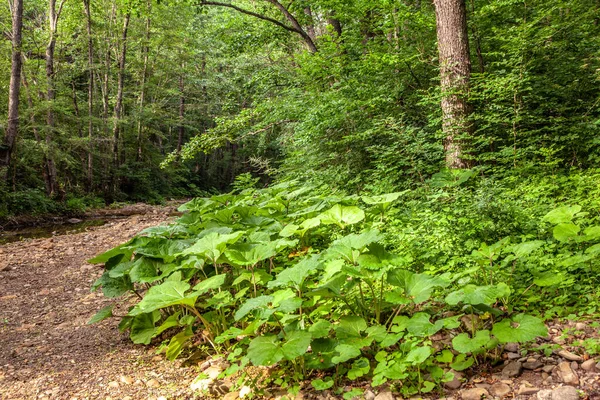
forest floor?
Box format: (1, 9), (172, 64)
(2, 205), (600, 400)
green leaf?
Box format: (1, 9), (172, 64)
(318, 204), (365, 227)
(225, 242), (278, 266)
(182, 231), (245, 262)
(247, 336), (283, 366)
(343, 389), (364, 400)
(155, 312), (182, 335)
(361, 191), (405, 206)
(279, 223), (299, 237)
(193, 274), (227, 295)
(348, 357), (371, 380)
(553, 223), (580, 242)
(492, 314), (548, 343)
(311, 378), (334, 390)
(130, 281), (196, 316)
(310, 319), (332, 339)
(335, 316), (367, 338)
(452, 330), (492, 354)
(234, 295), (273, 321)
(282, 331), (312, 360)
(406, 345), (432, 364)
(332, 344), (361, 364)
(130, 312), (160, 345)
(387, 270), (447, 304)
(510, 240), (545, 258)
(268, 255), (321, 289)
(445, 283), (510, 306)
(88, 305), (113, 324)
(450, 354), (474, 371)
(166, 327), (194, 360)
(543, 205), (582, 224)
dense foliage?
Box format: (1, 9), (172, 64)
(89, 173), (600, 396)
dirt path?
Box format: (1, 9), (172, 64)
(0, 207), (201, 400)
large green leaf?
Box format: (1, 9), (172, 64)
(318, 204), (365, 228)
(247, 336), (284, 366)
(492, 314), (548, 343)
(281, 331), (312, 360)
(452, 330), (492, 354)
(553, 223), (580, 242)
(234, 295), (273, 321)
(445, 283), (510, 306)
(406, 345), (432, 364)
(509, 240), (545, 258)
(192, 274), (227, 295)
(130, 311), (160, 344)
(88, 305), (113, 325)
(332, 343), (361, 364)
(268, 255), (321, 288)
(335, 316), (367, 338)
(387, 270), (447, 304)
(182, 231), (245, 262)
(129, 281), (196, 316)
(543, 205), (582, 224)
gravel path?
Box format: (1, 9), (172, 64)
(0, 207), (201, 400)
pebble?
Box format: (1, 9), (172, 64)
(502, 361), (522, 378)
(507, 352), (520, 360)
(581, 359), (596, 371)
(542, 365), (555, 373)
(364, 390), (376, 400)
(557, 361), (579, 386)
(374, 391), (394, 400)
(575, 322), (586, 331)
(558, 350), (583, 362)
(551, 385), (580, 400)
(120, 376), (134, 385)
(460, 388), (489, 400)
(517, 384), (540, 395)
(489, 382), (511, 397)
(523, 361), (544, 370)
(504, 343), (519, 353)
(107, 381), (119, 388)
(444, 370), (463, 390)
(537, 389), (553, 400)
(145, 378), (160, 388)
(239, 386), (252, 398)
(223, 392), (239, 400)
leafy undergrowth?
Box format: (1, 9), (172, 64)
(88, 176), (600, 398)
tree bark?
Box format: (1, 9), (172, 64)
(176, 66), (185, 157)
(83, 0), (94, 187)
(1, 0), (24, 179)
(112, 12), (130, 173)
(137, 3), (151, 161)
(433, 0), (473, 169)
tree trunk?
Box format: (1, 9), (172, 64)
(1, 0), (24, 179)
(176, 67), (185, 157)
(304, 7), (316, 41)
(433, 0), (473, 169)
(137, 3), (151, 161)
(112, 12), (130, 178)
(83, 0), (94, 187)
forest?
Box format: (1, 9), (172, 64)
(1, 0), (600, 399)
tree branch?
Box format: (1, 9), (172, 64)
(199, 1), (301, 34)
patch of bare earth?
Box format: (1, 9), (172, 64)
(0, 206), (201, 400)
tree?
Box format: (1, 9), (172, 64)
(1, 0), (24, 180)
(433, 0), (473, 169)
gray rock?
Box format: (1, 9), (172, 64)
(374, 391), (394, 400)
(502, 361), (522, 379)
(523, 361), (544, 370)
(571, 361), (578, 370)
(542, 365), (555, 373)
(575, 322), (586, 331)
(67, 218), (83, 224)
(364, 390), (376, 400)
(557, 361), (579, 386)
(558, 350), (583, 362)
(581, 359), (596, 371)
(489, 382), (511, 397)
(537, 389), (553, 400)
(460, 388), (489, 400)
(507, 352), (521, 360)
(551, 386), (579, 400)
(504, 343), (519, 353)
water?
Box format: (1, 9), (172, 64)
(0, 218), (110, 245)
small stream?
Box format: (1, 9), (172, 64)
(0, 217), (126, 245)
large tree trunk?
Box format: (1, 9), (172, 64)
(83, 0), (94, 187)
(176, 67), (185, 157)
(433, 0), (473, 169)
(1, 0), (24, 179)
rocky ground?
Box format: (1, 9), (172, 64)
(1, 205), (600, 400)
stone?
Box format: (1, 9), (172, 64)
(460, 388), (489, 400)
(489, 382), (511, 397)
(571, 361), (578, 370)
(145, 379), (160, 388)
(199, 361), (211, 371)
(364, 390), (376, 400)
(223, 392), (239, 400)
(119, 376), (134, 385)
(374, 391), (394, 400)
(517, 385), (540, 395)
(204, 366), (222, 380)
(507, 352), (520, 360)
(542, 365), (555, 373)
(239, 386), (252, 398)
(107, 381), (119, 389)
(504, 343), (519, 353)
(558, 350), (583, 362)
(557, 362), (579, 386)
(581, 359), (596, 371)
(444, 371), (463, 390)
(551, 386), (580, 400)
(523, 361), (544, 370)
(537, 389), (553, 400)
(502, 361), (522, 379)
(575, 322), (586, 331)
(157, 397), (167, 400)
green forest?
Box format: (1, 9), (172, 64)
(2, 0), (600, 398)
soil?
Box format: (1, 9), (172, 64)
(0, 205), (201, 400)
